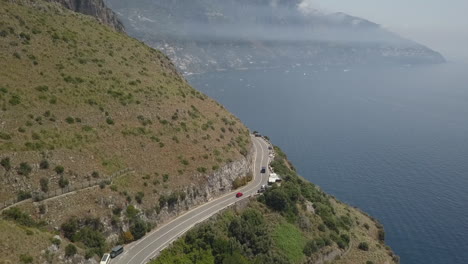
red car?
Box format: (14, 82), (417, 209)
(236, 192), (243, 198)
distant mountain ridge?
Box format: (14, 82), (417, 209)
(107, 0), (445, 74)
(47, 0), (125, 32)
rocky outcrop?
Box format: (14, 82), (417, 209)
(47, 0), (124, 32)
(143, 146), (254, 228)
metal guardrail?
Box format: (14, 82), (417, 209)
(0, 168), (133, 211)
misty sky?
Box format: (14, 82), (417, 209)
(311, 0), (468, 62)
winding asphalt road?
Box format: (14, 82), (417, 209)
(112, 135), (271, 264)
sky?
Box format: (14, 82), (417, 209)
(311, 0), (468, 62)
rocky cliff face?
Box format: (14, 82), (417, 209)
(131, 145), (254, 231)
(47, 0), (124, 32)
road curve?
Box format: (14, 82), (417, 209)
(112, 135), (271, 264)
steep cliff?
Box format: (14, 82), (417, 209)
(47, 0), (125, 32)
(0, 1), (251, 262)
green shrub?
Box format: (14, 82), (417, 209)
(0, 132), (11, 140)
(162, 174), (169, 182)
(19, 254), (33, 263)
(126, 205), (139, 219)
(112, 207), (122, 216)
(135, 192), (144, 204)
(35, 85), (49, 92)
(58, 175), (69, 188)
(197, 167), (207, 173)
(40, 177), (49, 193)
(38, 204), (46, 214)
(54, 165), (64, 174)
(51, 238), (61, 246)
(9, 95), (21, 105)
(167, 192), (178, 207)
(1, 157), (11, 171)
(378, 229), (385, 242)
(73, 227), (106, 255)
(91, 171), (99, 178)
(130, 220), (148, 240)
(106, 117), (114, 125)
(264, 188), (290, 212)
(17, 162), (32, 176)
(39, 160), (49, 169)
(358, 242), (369, 251)
(2, 207), (43, 227)
(159, 195), (168, 208)
(65, 117), (75, 124)
(317, 224), (326, 232)
(303, 240), (318, 256)
(65, 244), (77, 257)
(17, 191), (32, 201)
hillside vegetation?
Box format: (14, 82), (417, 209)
(0, 0), (250, 262)
(151, 146), (399, 264)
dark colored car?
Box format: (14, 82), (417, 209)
(260, 167), (266, 173)
(254, 134), (261, 137)
(110, 245), (124, 258)
(236, 192), (243, 198)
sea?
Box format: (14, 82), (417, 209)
(188, 62), (468, 264)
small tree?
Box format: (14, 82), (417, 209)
(40, 178), (49, 193)
(65, 244), (77, 257)
(130, 220), (147, 240)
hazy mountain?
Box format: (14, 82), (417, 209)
(107, 0), (445, 74)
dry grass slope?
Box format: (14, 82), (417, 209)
(0, 0), (250, 202)
(0, 0), (251, 261)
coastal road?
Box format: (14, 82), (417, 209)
(112, 135), (271, 264)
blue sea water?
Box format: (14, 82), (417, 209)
(188, 63), (468, 264)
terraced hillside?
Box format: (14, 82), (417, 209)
(0, 0), (251, 262)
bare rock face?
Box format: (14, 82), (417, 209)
(46, 0), (124, 32)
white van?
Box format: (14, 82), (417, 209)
(100, 253), (110, 264)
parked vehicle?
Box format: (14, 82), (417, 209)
(100, 254), (110, 264)
(110, 245), (124, 258)
(260, 167), (266, 173)
(236, 192), (243, 198)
